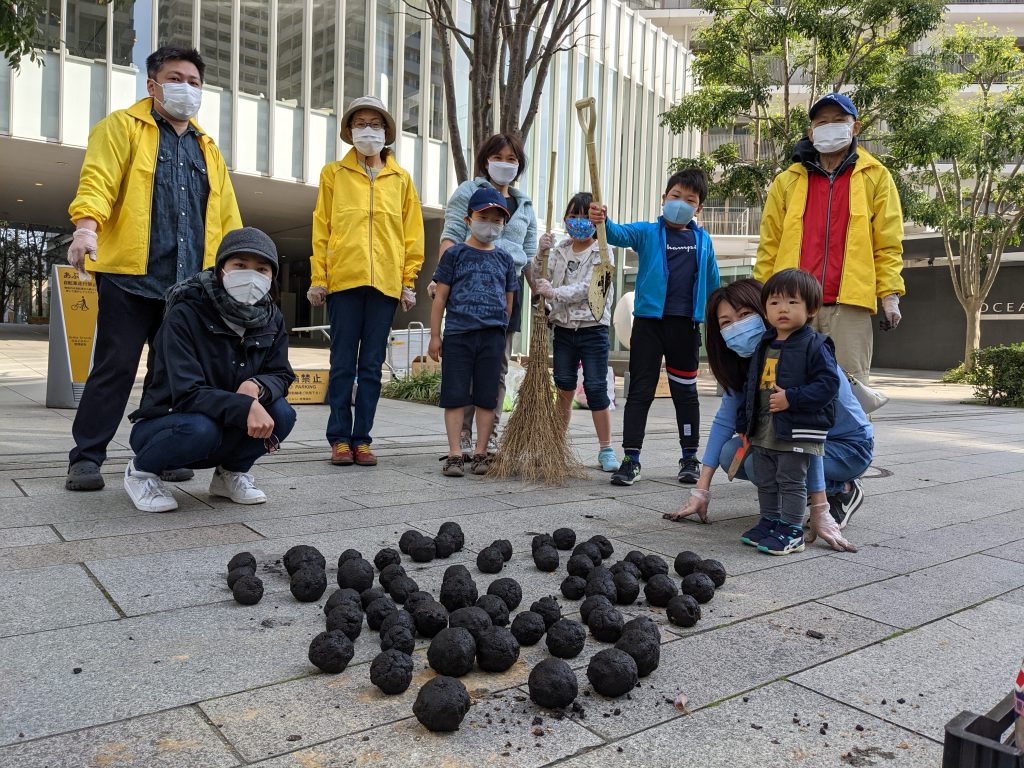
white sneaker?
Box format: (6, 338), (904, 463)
(123, 461), (179, 513)
(486, 434), (499, 455)
(210, 467), (267, 505)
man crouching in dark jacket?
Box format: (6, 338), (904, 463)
(124, 227), (296, 512)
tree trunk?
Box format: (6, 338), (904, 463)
(962, 298), (983, 372)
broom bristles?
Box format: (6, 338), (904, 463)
(487, 313), (588, 486)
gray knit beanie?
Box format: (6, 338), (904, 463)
(216, 227), (279, 277)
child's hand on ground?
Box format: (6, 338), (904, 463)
(539, 232), (555, 251)
(588, 203), (607, 223)
(535, 279), (555, 299)
(768, 385), (790, 412)
(805, 502), (858, 552)
(428, 336), (442, 362)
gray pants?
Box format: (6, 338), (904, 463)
(751, 446), (811, 527)
(462, 329), (515, 441)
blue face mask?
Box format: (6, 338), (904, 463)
(721, 313), (767, 358)
(663, 199), (696, 227)
(565, 217), (596, 240)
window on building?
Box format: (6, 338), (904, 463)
(238, 0), (269, 96)
(201, 1), (232, 89)
(277, 0), (304, 105)
(343, 1), (367, 109)
(376, 0), (398, 107)
(403, 17), (422, 134)
(157, 0), (192, 48)
(112, 2), (135, 67)
(66, 0), (108, 61)
(310, 0), (336, 112)
(429, 24), (444, 139)
(36, 0), (61, 52)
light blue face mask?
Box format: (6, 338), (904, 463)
(663, 199), (696, 227)
(721, 313), (767, 358)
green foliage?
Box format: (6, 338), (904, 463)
(0, 0), (51, 70)
(381, 369), (441, 406)
(966, 343), (1024, 407)
(940, 362), (970, 384)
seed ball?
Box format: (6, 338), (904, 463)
(587, 649), (638, 698)
(227, 565), (256, 588)
(380, 625), (415, 655)
(639, 554), (669, 580)
(374, 547), (402, 571)
(566, 554), (595, 579)
(337, 548), (362, 567)
(696, 558), (727, 588)
(365, 596), (398, 631)
(283, 545), (325, 575)
(510, 611), (546, 646)
(610, 560), (643, 581)
(551, 527), (576, 550)
(530, 596), (562, 629)
(532, 533), (555, 552)
(643, 573), (679, 608)
(546, 618), (586, 659)
(439, 576), (478, 612)
(443, 564), (471, 582)
(612, 570), (641, 605)
(324, 588), (361, 615)
(588, 606), (625, 643)
(449, 606), (492, 639)
(490, 539), (513, 562)
(359, 586), (388, 610)
(580, 594), (614, 623)
(403, 591), (434, 615)
(326, 602), (364, 640)
(427, 627), (477, 677)
(584, 567), (617, 602)
(413, 675), (471, 732)
(533, 545), (560, 573)
(475, 594), (510, 627)
(624, 550), (645, 568)
(666, 594), (702, 628)
(437, 521), (465, 551)
(388, 575), (420, 604)
(337, 558), (374, 592)
(399, 529), (424, 555)
(560, 575), (587, 600)
(475, 626), (520, 672)
(227, 552), (256, 572)
(616, 629), (660, 677)
(681, 572), (716, 604)
(409, 537), (437, 563)
(572, 541), (602, 566)
(370, 648), (414, 695)
(588, 535), (614, 559)
(291, 567), (328, 602)
(529, 658), (578, 709)
(433, 533), (458, 559)
(232, 575), (264, 605)
(413, 601), (449, 638)
(673, 550), (702, 578)
(623, 615), (661, 644)
(486, 577), (523, 611)
(476, 546), (505, 574)
(379, 609), (416, 637)
(308, 629), (354, 673)
(378, 563), (407, 590)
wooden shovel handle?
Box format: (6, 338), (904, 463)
(575, 97), (609, 266)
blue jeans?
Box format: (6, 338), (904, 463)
(552, 325), (611, 411)
(326, 286), (398, 446)
(719, 435), (873, 495)
(129, 398), (296, 474)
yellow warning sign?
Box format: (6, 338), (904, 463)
(57, 267), (99, 384)
(287, 369), (329, 404)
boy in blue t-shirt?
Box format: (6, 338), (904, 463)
(430, 187), (518, 477)
(590, 168), (721, 487)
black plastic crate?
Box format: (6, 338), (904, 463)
(943, 692), (1023, 768)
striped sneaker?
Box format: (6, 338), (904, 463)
(741, 516), (778, 547)
(757, 523), (805, 556)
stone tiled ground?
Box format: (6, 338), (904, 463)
(1, 326), (1022, 767)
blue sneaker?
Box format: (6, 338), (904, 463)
(598, 447), (619, 472)
(757, 523), (805, 556)
(741, 516), (778, 547)
(610, 456), (641, 486)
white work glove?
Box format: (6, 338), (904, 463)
(427, 280), (437, 300)
(538, 232), (555, 251)
(68, 229), (97, 279)
(805, 502), (859, 552)
(663, 488), (710, 524)
(400, 287), (416, 312)
(307, 285), (327, 307)
(881, 294), (901, 330)
(535, 279), (556, 300)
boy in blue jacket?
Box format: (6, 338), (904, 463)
(589, 168), (720, 486)
(736, 269), (840, 555)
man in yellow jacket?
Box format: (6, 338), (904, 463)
(65, 46), (241, 492)
(755, 93), (905, 384)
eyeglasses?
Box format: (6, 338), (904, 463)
(264, 435), (280, 454)
(352, 121), (385, 130)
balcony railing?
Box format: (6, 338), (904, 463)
(700, 206), (762, 236)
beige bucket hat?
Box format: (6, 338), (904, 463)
(340, 95), (396, 145)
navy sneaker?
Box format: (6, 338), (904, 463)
(741, 516), (778, 547)
(677, 456), (701, 484)
(828, 478), (864, 529)
(610, 456), (641, 486)
(757, 522), (805, 556)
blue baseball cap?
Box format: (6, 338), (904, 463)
(467, 187), (511, 220)
(809, 92), (858, 120)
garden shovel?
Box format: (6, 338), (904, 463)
(574, 97), (615, 321)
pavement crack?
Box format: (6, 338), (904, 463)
(79, 562), (128, 619)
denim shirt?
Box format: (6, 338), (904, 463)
(107, 110), (209, 299)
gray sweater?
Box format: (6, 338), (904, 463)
(440, 177), (537, 271)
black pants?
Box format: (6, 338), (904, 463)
(69, 276), (165, 467)
(622, 316), (701, 452)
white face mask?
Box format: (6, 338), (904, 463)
(154, 81), (202, 121)
(487, 160), (518, 186)
(351, 127), (386, 157)
(222, 269), (272, 305)
(469, 220), (504, 244)
(811, 122), (854, 154)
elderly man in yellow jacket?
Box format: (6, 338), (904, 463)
(755, 93), (905, 384)
(65, 46), (241, 492)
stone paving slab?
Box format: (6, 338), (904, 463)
(0, 524), (60, 547)
(0, 488), (217, 529)
(985, 537), (1024, 565)
(0, 563), (119, 637)
(0, 707), (239, 768)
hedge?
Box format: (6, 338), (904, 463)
(969, 342), (1024, 407)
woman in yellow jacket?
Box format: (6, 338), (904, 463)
(308, 96), (425, 467)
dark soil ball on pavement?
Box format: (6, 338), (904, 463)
(449, 606), (492, 639)
(532, 533), (555, 552)
(380, 624), (415, 655)
(337, 558), (374, 592)
(580, 594), (614, 623)
(490, 539), (513, 562)
(308, 629), (354, 673)
(587, 606), (625, 643)
(413, 675), (471, 732)
(552, 528), (577, 550)
(399, 529), (425, 555)
(696, 558), (727, 588)
(370, 649), (414, 695)
(588, 535), (614, 559)
(624, 550), (646, 568)
(438, 521), (465, 551)
(227, 565), (256, 588)
(374, 547), (402, 571)
(433, 533), (458, 559)
(477, 546), (505, 574)
(673, 550), (702, 578)
(529, 658), (578, 709)
(530, 596), (562, 629)
(584, 567), (617, 602)
(284, 545), (325, 575)
(666, 594), (702, 628)
(622, 615), (661, 644)
(487, 578), (523, 611)
(409, 537), (437, 563)
(510, 611), (546, 646)
(475, 594), (510, 627)
(379, 608), (416, 637)
(546, 618), (586, 659)
(359, 587), (388, 610)
(378, 563), (407, 590)
(476, 626), (520, 672)
(403, 591), (434, 615)
(227, 552), (256, 573)
(639, 554), (669, 580)
(326, 602), (364, 640)
(572, 541), (602, 566)
(644, 573), (679, 607)
(560, 575), (587, 600)
(616, 629), (661, 677)
(587, 649), (638, 698)
(681, 572), (716, 604)
(427, 627), (477, 677)
(325, 588), (361, 614)
(443, 564), (471, 582)
(533, 545), (560, 573)
(338, 549), (362, 567)
(291, 567), (328, 602)
(387, 575), (420, 604)
(610, 560), (643, 581)
(566, 554), (595, 579)
(365, 596), (398, 631)
(440, 576), (479, 612)
(232, 575), (264, 605)
(414, 601), (450, 638)
(612, 570), (641, 605)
